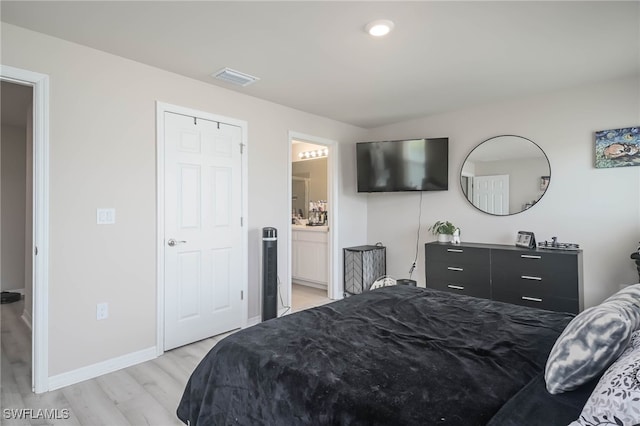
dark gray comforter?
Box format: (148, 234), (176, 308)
(177, 286), (574, 425)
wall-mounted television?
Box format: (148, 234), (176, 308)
(356, 138), (448, 193)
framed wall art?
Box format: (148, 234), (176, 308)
(594, 126), (640, 168)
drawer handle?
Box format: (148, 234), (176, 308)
(448, 267), (464, 271)
(447, 249), (464, 253)
(522, 296), (543, 302)
(521, 255), (541, 259)
(447, 284), (465, 290)
(521, 275), (542, 281)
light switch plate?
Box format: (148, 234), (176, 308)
(97, 208), (116, 225)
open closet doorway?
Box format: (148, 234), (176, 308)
(1, 65), (50, 394)
(1, 81), (34, 391)
(288, 132), (339, 313)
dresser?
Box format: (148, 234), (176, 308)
(425, 241), (583, 313)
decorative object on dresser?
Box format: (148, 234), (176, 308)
(428, 220), (458, 243)
(538, 236), (580, 251)
(515, 231), (536, 249)
(424, 241), (584, 313)
(343, 244), (386, 296)
(452, 228), (461, 244)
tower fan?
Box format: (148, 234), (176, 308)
(262, 227), (278, 321)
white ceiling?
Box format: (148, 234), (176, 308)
(1, 1), (638, 129)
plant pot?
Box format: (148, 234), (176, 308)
(438, 233), (452, 243)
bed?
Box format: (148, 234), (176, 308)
(177, 286), (593, 425)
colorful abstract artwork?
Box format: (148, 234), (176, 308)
(594, 126), (640, 168)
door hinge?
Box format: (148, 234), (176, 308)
(241, 290), (244, 300)
(240, 143), (245, 154)
(240, 217), (244, 226)
(34, 246), (38, 256)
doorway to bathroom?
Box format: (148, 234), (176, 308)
(287, 132), (339, 313)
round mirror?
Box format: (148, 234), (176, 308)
(460, 135), (550, 216)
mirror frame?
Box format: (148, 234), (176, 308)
(460, 134), (551, 216)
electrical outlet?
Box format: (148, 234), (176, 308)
(97, 302), (109, 320)
(96, 208), (116, 225)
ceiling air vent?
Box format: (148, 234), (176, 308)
(211, 67), (260, 87)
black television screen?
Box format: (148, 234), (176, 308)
(356, 138), (448, 192)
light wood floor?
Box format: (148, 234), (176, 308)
(1, 287), (332, 425)
(1, 299), (231, 426)
(291, 283), (332, 312)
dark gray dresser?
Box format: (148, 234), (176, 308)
(425, 241), (583, 313)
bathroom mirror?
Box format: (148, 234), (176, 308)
(460, 135), (551, 216)
(292, 176), (309, 218)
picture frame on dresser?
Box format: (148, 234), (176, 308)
(515, 231), (536, 249)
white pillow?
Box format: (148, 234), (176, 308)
(569, 330), (640, 425)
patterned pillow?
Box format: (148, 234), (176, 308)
(545, 284), (640, 395)
(569, 330), (640, 425)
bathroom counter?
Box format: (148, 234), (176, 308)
(292, 224), (328, 232)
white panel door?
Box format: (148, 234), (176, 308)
(164, 112), (243, 350)
(473, 175), (509, 215)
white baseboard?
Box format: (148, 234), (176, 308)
(21, 310), (32, 331)
(246, 315), (261, 327)
(292, 280), (327, 291)
(48, 346), (157, 391)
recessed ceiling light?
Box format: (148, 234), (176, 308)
(365, 19), (394, 37)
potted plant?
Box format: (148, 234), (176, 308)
(428, 221), (458, 243)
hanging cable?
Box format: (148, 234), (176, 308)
(409, 191), (423, 279)
(277, 275), (291, 317)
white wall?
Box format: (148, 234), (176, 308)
(1, 124), (27, 292)
(1, 23), (368, 377)
(364, 77), (640, 308)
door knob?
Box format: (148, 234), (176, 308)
(167, 238), (187, 247)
